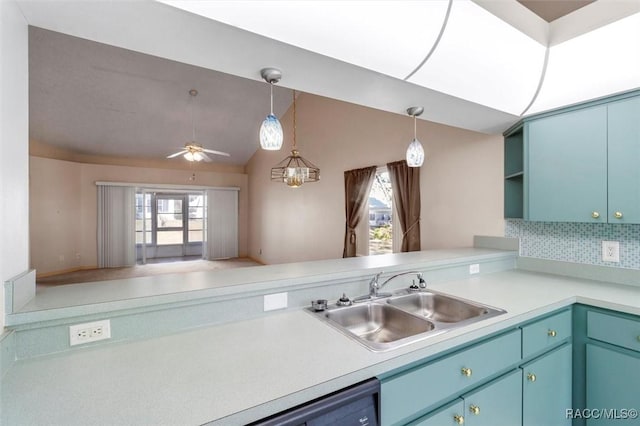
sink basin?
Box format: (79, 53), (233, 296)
(387, 292), (502, 323)
(310, 290), (505, 352)
(323, 303), (437, 351)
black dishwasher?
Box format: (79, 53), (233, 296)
(250, 378), (380, 426)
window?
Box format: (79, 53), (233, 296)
(368, 169), (393, 255)
(135, 193), (152, 244)
(188, 194), (204, 243)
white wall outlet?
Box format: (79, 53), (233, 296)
(264, 292), (288, 311)
(69, 319), (111, 346)
(469, 264), (480, 274)
(602, 241), (620, 263)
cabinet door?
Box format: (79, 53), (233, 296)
(608, 96), (640, 224)
(527, 105), (607, 222)
(522, 343), (572, 426)
(586, 344), (640, 426)
(409, 399), (465, 426)
(462, 369), (522, 426)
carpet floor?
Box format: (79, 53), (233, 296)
(37, 257), (262, 286)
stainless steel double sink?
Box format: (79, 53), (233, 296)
(309, 290), (505, 351)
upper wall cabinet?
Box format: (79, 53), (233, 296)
(504, 91), (640, 223)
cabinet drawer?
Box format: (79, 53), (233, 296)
(522, 310), (571, 358)
(587, 311), (640, 353)
(381, 329), (521, 426)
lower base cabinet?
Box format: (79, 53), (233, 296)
(586, 344), (640, 426)
(410, 370), (522, 426)
(522, 343), (572, 426)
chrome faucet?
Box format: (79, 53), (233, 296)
(355, 270), (426, 302)
(379, 271), (427, 293)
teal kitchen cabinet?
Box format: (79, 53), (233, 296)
(522, 344), (572, 426)
(461, 369), (522, 426)
(573, 306), (640, 426)
(607, 96), (640, 223)
(526, 104), (608, 222)
(408, 399), (465, 426)
(585, 309), (640, 426)
(586, 344), (640, 426)
(380, 329), (521, 425)
(504, 90), (640, 223)
(380, 309), (573, 426)
(410, 370), (522, 426)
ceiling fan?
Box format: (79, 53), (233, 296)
(166, 89), (231, 162)
(167, 142), (230, 163)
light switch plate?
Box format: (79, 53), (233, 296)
(264, 292), (288, 311)
(602, 241), (620, 263)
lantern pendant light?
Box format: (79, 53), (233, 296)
(406, 106), (425, 167)
(259, 68), (284, 150)
(270, 90), (320, 188)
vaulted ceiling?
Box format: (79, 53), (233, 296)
(22, 0), (640, 166)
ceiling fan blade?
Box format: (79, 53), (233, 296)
(200, 152), (213, 163)
(202, 148), (231, 157)
(167, 150), (187, 159)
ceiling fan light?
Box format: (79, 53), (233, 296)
(259, 114), (284, 150)
(184, 152), (195, 161)
(193, 151), (204, 162)
(406, 138), (425, 167)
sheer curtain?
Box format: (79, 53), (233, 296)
(205, 189), (238, 260)
(343, 166), (377, 258)
(97, 185), (136, 267)
(387, 160), (421, 252)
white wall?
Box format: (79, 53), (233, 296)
(1, 0), (29, 328)
(246, 93), (504, 265)
(30, 156), (249, 275)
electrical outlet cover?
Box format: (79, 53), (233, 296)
(69, 319), (111, 346)
(602, 241), (620, 263)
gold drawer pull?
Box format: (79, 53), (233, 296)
(461, 367), (472, 377)
(527, 373), (537, 382)
(592, 211), (600, 219)
(454, 414), (465, 424)
(614, 211), (623, 219)
(548, 329), (557, 337)
(469, 405), (480, 415)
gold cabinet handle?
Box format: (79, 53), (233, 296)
(614, 211), (623, 219)
(548, 329), (557, 337)
(527, 373), (537, 382)
(469, 405), (480, 415)
(454, 414), (465, 424)
(461, 367), (472, 377)
(592, 211), (600, 219)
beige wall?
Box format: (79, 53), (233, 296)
(246, 93), (504, 264)
(30, 156), (248, 275)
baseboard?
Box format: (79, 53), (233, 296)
(246, 256), (267, 265)
(36, 265), (98, 279)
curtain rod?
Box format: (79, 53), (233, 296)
(95, 181), (240, 191)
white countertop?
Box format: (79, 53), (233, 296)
(3, 268), (640, 425)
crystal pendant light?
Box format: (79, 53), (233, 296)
(271, 91), (320, 188)
(406, 106), (425, 167)
(259, 68), (284, 150)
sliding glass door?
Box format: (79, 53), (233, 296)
(135, 191), (204, 261)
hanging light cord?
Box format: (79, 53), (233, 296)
(269, 82), (274, 115)
(413, 114), (417, 140)
(292, 90), (297, 150)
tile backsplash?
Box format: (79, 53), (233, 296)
(505, 219), (640, 269)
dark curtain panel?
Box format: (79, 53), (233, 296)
(343, 166), (377, 258)
(387, 160), (421, 252)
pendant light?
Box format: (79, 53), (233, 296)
(259, 67), (284, 150)
(271, 90), (320, 188)
(406, 106), (425, 167)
